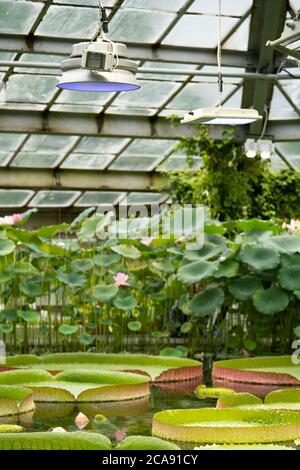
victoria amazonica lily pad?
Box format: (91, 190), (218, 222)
(218, 388), (300, 411)
(195, 385), (236, 400)
(0, 369), (150, 403)
(195, 444), (294, 450)
(213, 356), (300, 385)
(152, 408), (300, 444)
(0, 385), (35, 416)
(5, 353), (202, 382)
(0, 432), (112, 450)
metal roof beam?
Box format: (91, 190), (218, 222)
(0, 168), (166, 192)
(242, 0), (289, 136)
(0, 35), (253, 67)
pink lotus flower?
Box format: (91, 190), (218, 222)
(52, 427), (67, 433)
(140, 237), (155, 247)
(0, 213), (22, 226)
(114, 428), (128, 442)
(114, 272), (130, 287)
(75, 412), (89, 430)
(282, 219), (300, 234)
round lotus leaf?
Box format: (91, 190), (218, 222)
(228, 276), (262, 300)
(184, 243), (222, 262)
(111, 245), (141, 259)
(215, 260), (239, 279)
(113, 292), (137, 311)
(71, 259), (94, 272)
(281, 254), (300, 268)
(92, 284), (119, 303)
(94, 253), (121, 267)
(190, 287), (224, 317)
(265, 235), (300, 254)
(128, 321), (142, 332)
(0, 239), (15, 256)
(18, 310), (39, 323)
(253, 287), (289, 315)
(278, 266), (300, 291)
(58, 325), (80, 336)
(240, 245), (280, 271)
(177, 260), (217, 284)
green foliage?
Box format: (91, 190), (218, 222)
(160, 127), (300, 221)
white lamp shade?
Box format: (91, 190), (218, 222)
(57, 68), (141, 92)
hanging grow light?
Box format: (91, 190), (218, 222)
(57, 2), (140, 92)
(181, 0), (262, 126)
(267, 12), (300, 61)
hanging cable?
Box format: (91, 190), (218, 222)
(217, 0), (224, 105)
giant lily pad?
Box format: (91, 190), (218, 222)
(0, 432), (111, 450)
(5, 353), (202, 383)
(195, 444), (294, 450)
(213, 356), (300, 385)
(218, 388), (300, 412)
(152, 408), (300, 444)
(116, 436), (180, 450)
(0, 369), (150, 403)
(0, 385), (35, 417)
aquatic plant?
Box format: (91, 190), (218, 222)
(152, 408), (300, 444)
(194, 444), (295, 450)
(213, 356), (300, 385)
(0, 384), (35, 416)
(6, 353), (202, 382)
(0, 369), (151, 402)
(0, 432), (112, 450)
(116, 436), (180, 450)
(218, 388), (300, 411)
(195, 385), (236, 400)
(0, 425), (24, 433)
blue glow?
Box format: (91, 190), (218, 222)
(57, 81), (140, 92)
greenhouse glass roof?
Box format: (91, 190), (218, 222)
(0, 0), (299, 212)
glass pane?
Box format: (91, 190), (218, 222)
(109, 9), (175, 43)
(276, 142), (300, 161)
(56, 90), (114, 106)
(0, 190), (34, 208)
(162, 14), (238, 48)
(75, 191), (126, 207)
(188, 0), (253, 16)
(16, 54), (63, 75)
(11, 153), (62, 169)
(269, 86), (300, 120)
(75, 137), (130, 154)
(159, 156), (202, 170)
(113, 80), (180, 108)
(3, 75), (58, 104)
(54, 1), (116, 6)
(166, 82), (237, 111)
(223, 16), (250, 51)
(123, 0), (186, 12)
(109, 156), (161, 171)
(138, 62), (198, 82)
(61, 153), (115, 170)
(35, 6), (98, 39)
(123, 139), (177, 156)
(271, 153), (289, 171)
(126, 192), (166, 204)
(0, 133), (27, 151)
(0, 1), (43, 34)
(29, 191), (81, 208)
(23, 135), (78, 153)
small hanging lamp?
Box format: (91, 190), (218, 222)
(181, 0), (262, 125)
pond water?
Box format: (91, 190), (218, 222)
(0, 380), (298, 450)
